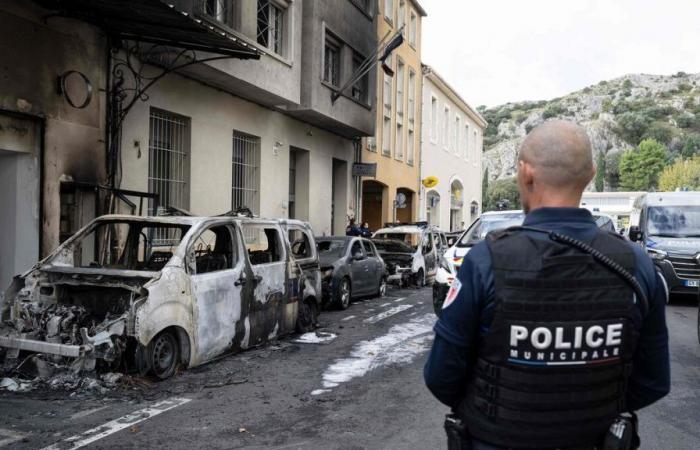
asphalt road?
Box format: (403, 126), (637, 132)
(0, 287), (698, 449)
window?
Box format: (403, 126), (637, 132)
(408, 69), (415, 123)
(362, 240), (376, 257)
(454, 116), (460, 154)
(396, 122), (404, 160)
(430, 96), (438, 142)
(396, 59), (405, 116)
(397, 0), (405, 29)
(407, 128), (414, 166)
(464, 123), (470, 160)
(352, 52), (368, 103)
(350, 240), (363, 258)
(323, 33), (341, 86)
(288, 228), (312, 259)
(202, 0), (235, 28)
(242, 224), (283, 265)
(384, 0), (394, 22)
(257, 0), (285, 55)
(443, 106), (450, 150)
(409, 11), (417, 47)
(232, 130), (261, 214)
(383, 55), (393, 110)
(148, 108), (190, 217)
(382, 115), (391, 156)
(472, 130), (478, 163)
(191, 226), (236, 274)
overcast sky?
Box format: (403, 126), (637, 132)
(420, 0), (700, 107)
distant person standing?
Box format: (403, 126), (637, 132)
(346, 218), (361, 237)
(360, 222), (373, 238)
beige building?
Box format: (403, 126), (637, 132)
(361, 0), (426, 230)
(419, 65), (487, 231)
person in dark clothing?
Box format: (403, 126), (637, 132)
(424, 120), (670, 450)
(360, 222), (372, 238)
(345, 218), (361, 237)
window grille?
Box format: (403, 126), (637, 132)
(257, 0), (284, 55)
(232, 131), (261, 214)
(148, 109), (190, 245)
(324, 35), (341, 86)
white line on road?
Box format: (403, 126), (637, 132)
(393, 297), (406, 302)
(363, 304), (414, 324)
(341, 315), (356, 321)
(41, 397), (191, 450)
(380, 302), (392, 307)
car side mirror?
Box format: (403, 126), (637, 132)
(628, 226), (643, 242)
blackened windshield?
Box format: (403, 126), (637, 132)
(647, 206), (700, 237)
(317, 239), (348, 258)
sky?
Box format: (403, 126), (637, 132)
(420, 0), (700, 108)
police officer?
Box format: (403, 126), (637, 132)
(424, 120), (670, 449)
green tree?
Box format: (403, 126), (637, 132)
(485, 177), (521, 211)
(482, 167), (489, 207)
(618, 139), (668, 190)
(658, 157), (700, 191)
(604, 149), (623, 190)
(615, 112), (652, 144)
(595, 152), (606, 191)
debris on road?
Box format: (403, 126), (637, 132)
(293, 331), (337, 345)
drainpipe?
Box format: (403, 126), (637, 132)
(353, 138), (362, 222)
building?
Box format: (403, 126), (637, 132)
(580, 191), (646, 229)
(419, 65), (486, 231)
(0, 0), (377, 291)
(360, 0), (426, 230)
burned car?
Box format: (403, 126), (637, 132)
(0, 215), (319, 380)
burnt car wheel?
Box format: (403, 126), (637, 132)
(335, 278), (351, 310)
(296, 298), (319, 333)
(149, 330), (180, 380)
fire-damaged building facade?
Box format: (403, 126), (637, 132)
(0, 0), (377, 292)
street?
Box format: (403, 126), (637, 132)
(0, 287), (698, 450)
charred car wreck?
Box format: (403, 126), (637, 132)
(0, 215), (320, 380)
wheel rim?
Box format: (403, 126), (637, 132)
(152, 333), (176, 377)
(341, 280), (350, 307)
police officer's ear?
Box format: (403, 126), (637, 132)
(517, 159), (535, 190)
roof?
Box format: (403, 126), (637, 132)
(642, 191), (700, 206)
(422, 64), (487, 128)
(409, 0), (428, 17)
(34, 0), (262, 59)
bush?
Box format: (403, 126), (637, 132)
(622, 79), (633, 89)
(681, 133), (700, 158)
(619, 139), (668, 190)
(643, 105), (677, 119)
(602, 98), (613, 113)
(616, 112), (653, 144)
(542, 103), (566, 119)
(659, 157), (700, 191)
(676, 113), (697, 129)
(484, 177), (521, 212)
(643, 122), (676, 145)
(678, 83), (693, 92)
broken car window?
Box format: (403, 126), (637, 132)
(191, 225), (236, 274)
(61, 221), (189, 271)
(242, 224), (283, 265)
(317, 239), (347, 257)
(288, 228), (312, 259)
(373, 232), (421, 250)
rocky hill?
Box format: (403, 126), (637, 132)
(480, 72), (700, 191)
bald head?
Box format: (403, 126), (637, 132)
(519, 120), (593, 190)
(517, 120), (595, 212)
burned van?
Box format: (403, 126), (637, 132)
(0, 215), (317, 379)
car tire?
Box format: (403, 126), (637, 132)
(335, 277), (351, 310)
(296, 298), (319, 333)
(148, 330), (180, 380)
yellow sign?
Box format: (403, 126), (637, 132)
(422, 176), (439, 188)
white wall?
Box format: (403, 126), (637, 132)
(419, 76), (483, 231)
(120, 72), (355, 236)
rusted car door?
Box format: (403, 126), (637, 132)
(188, 223), (246, 363)
(240, 222), (293, 345)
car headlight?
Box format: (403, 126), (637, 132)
(322, 268), (334, 279)
(647, 248), (667, 260)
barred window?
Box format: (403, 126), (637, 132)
(324, 34), (341, 86)
(232, 131), (261, 214)
(257, 0), (285, 55)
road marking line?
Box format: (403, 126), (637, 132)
(69, 406), (109, 421)
(341, 315), (356, 321)
(363, 304), (414, 324)
(393, 297), (406, 302)
(380, 302), (392, 307)
(41, 397), (191, 450)
(0, 428), (26, 447)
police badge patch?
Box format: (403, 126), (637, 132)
(442, 278), (462, 309)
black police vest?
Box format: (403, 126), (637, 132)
(459, 229), (641, 449)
